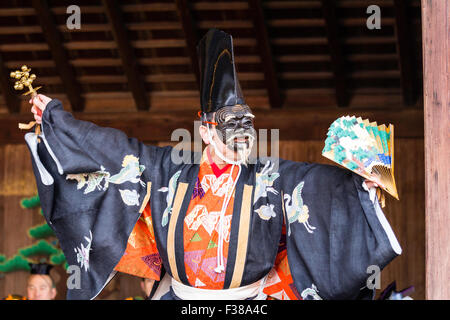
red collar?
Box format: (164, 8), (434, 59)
(206, 147), (231, 177)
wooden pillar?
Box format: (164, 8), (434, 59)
(421, 0), (450, 300)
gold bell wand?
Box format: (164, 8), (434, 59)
(10, 65), (43, 142)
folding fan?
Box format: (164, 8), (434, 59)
(322, 115), (399, 200)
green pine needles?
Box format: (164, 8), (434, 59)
(0, 195), (67, 275)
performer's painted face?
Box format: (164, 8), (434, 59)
(214, 104), (256, 163)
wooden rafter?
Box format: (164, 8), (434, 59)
(0, 1), (422, 114)
(248, 0), (282, 109)
(31, 0), (84, 112)
(0, 53), (20, 114)
(321, 0), (349, 107)
(175, 0), (201, 88)
(102, 0), (150, 111)
(393, 0), (417, 106)
(0, 107), (423, 144)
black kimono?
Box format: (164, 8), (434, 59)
(25, 99), (401, 300)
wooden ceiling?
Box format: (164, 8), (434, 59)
(0, 0), (423, 115)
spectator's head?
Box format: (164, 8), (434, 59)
(26, 263), (57, 300)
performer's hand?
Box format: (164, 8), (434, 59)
(29, 94), (51, 124)
(364, 179), (385, 190)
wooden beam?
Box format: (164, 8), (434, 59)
(122, 3), (176, 12)
(31, 0), (84, 112)
(422, 0), (450, 300)
(0, 108), (423, 144)
(340, 17), (396, 26)
(248, 0), (283, 109)
(175, 0), (201, 88)
(20, 72), (266, 86)
(0, 21), (184, 34)
(0, 53), (20, 114)
(268, 18), (325, 27)
(1, 90), (415, 113)
(102, 0), (149, 111)
(272, 37), (327, 45)
(321, 0), (349, 107)
(192, 2), (249, 10)
(0, 39), (260, 52)
(264, 1), (322, 9)
(394, 0), (417, 106)
(197, 20), (253, 29)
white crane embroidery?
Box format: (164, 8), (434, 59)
(254, 160), (280, 204)
(255, 204), (277, 221)
(283, 181), (316, 235)
(254, 160), (280, 221)
(301, 284), (322, 300)
(159, 170), (182, 227)
(74, 230), (93, 272)
(66, 155), (146, 207)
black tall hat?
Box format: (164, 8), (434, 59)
(29, 263), (53, 275)
(197, 28), (245, 114)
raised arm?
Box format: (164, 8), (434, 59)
(26, 94), (174, 299)
(29, 94), (159, 175)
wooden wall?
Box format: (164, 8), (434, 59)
(0, 138), (425, 299)
(422, 0), (450, 300)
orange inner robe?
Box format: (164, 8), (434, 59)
(115, 148), (300, 298)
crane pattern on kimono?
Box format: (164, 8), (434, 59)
(66, 155), (146, 207)
(74, 230), (93, 272)
(158, 170), (182, 227)
(284, 181), (316, 235)
(301, 284), (322, 300)
(254, 160), (280, 221)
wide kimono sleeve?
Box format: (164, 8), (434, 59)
(279, 160), (401, 300)
(24, 99), (173, 299)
